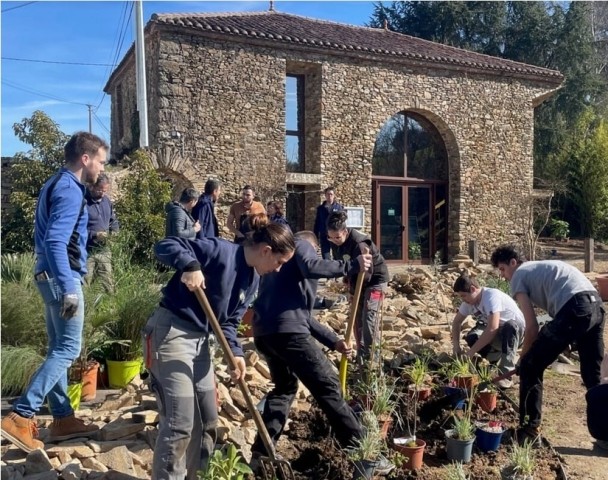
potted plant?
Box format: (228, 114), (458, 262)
(404, 356), (432, 401)
(548, 218), (569, 242)
(348, 411), (384, 480)
(441, 461), (471, 480)
(501, 439), (536, 480)
(445, 390), (476, 463)
(362, 372), (396, 439)
(475, 420), (505, 453)
(392, 358), (429, 470)
(452, 357), (478, 390)
(474, 362), (498, 413)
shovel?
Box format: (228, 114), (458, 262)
(193, 287), (295, 480)
(339, 270), (366, 396)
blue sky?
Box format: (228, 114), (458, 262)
(1, 0), (379, 157)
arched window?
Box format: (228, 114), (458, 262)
(372, 112), (448, 181)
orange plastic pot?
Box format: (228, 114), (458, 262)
(393, 438), (426, 470)
(476, 390), (497, 413)
(80, 361), (100, 401)
(455, 374), (478, 390)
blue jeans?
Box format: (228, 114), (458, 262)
(143, 308), (218, 480)
(13, 277), (84, 419)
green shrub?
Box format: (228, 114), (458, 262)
(548, 218), (570, 240)
(1, 252), (36, 285)
(1, 281), (46, 353)
(1, 346), (44, 396)
(114, 149), (172, 265)
(199, 444), (252, 480)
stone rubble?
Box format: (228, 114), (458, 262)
(0, 263), (513, 479)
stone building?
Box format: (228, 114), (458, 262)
(104, 9), (563, 263)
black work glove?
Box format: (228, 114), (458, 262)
(60, 294), (79, 319)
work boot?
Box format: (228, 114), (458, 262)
(0, 412), (44, 453)
(49, 414), (99, 441)
(516, 425), (542, 447)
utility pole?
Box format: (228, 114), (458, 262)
(87, 104), (92, 133)
(134, 0), (149, 147)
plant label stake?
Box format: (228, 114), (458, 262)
(339, 269), (366, 396)
(194, 287), (295, 480)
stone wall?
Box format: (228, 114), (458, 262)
(109, 31), (558, 259)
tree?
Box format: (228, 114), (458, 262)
(113, 150), (172, 265)
(1, 111), (69, 253)
(558, 109), (608, 239)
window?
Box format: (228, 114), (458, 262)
(285, 75), (305, 173)
(372, 112), (448, 181)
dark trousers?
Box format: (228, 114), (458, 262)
(252, 333), (362, 454)
(319, 234), (340, 260)
(519, 291), (605, 429)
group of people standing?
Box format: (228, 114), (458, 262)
(1, 130), (606, 480)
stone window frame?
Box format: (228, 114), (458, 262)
(285, 73), (305, 173)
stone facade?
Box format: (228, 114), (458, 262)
(105, 12), (561, 262)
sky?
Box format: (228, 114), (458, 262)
(0, 0), (379, 157)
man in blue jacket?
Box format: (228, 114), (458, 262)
(192, 178), (221, 239)
(1, 132), (107, 452)
(313, 186), (343, 260)
(85, 173), (119, 292)
(250, 231), (393, 474)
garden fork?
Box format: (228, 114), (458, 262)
(193, 287), (295, 480)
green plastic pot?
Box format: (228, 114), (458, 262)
(106, 359), (143, 388)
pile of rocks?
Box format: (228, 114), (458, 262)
(2, 262), (498, 479)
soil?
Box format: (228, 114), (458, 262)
(270, 238), (608, 480)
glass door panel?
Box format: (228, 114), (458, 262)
(379, 185), (404, 261)
(407, 186), (431, 261)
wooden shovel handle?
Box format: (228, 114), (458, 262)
(193, 287), (278, 460)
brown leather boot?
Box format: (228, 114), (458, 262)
(0, 412), (44, 453)
(49, 414), (99, 441)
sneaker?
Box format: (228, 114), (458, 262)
(374, 454), (395, 475)
(497, 378), (514, 389)
(49, 414), (99, 441)
(0, 412), (44, 453)
(516, 425), (542, 447)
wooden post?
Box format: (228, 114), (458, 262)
(584, 238), (594, 273)
(468, 240), (479, 265)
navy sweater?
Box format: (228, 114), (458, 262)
(192, 194), (219, 239)
(313, 201), (343, 236)
(154, 237), (258, 357)
(253, 239), (361, 348)
(86, 192), (119, 251)
(34, 168), (88, 295)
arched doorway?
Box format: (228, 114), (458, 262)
(372, 111), (449, 263)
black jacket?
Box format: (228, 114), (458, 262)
(253, 239), (361, 348)
(335, 229), (389, 293)
(165, 201), (197, 239)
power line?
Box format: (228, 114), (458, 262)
(2, 79), (90, 107)
(2, 56), (114, 67)
(1, 1), (37, 13)
(93, 112), (111, 135)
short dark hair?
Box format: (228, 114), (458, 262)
(64, 132), (108, 164)
(324, 186), (336, 194)
(204, 179), (220, 195)
(490, 245), (524, 267)
(94, 173), (110, 187)
(179, 188), (199, 204)
(242, 185), (254, 192)
(266, 200), (284, 216)
(453, 273), (479, 293)
(326, 211), (348, 232)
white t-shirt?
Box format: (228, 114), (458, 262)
(458, 287), (525, 328)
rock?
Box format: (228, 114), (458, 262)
(96, 447), (134, 475)
(99, 419), (146, 441)
(24, 450), (53, 475)
(131, 410), (159, 424)
(86, 440), (137, 454)
(81, 458), (109, 473)
(420, 326), (443, 340)
(98, 392), (134, 412)
(22, 471), (57, 480)
(59, 462), (82, 480)
(48, 458), (61, 470)
(254, 362), (271, 380)
(221, 402), (245, 422)
(229, 387), (248, 411)
(244, 350), (259, 367)
(228, 427), (246, 447)
(243, 426), (257, 445)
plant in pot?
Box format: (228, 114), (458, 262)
(445, 390), (476, 463)
(475, 420), (506, 453)
(474, 362), (498, 413)
(369, 373), (397, 439)
(501, 439), (536, 480)
(441, 461), (471, 480)
(348, 410), (384, 480)
(452, 357), (478, 390)
(404, 356), (432, 401)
